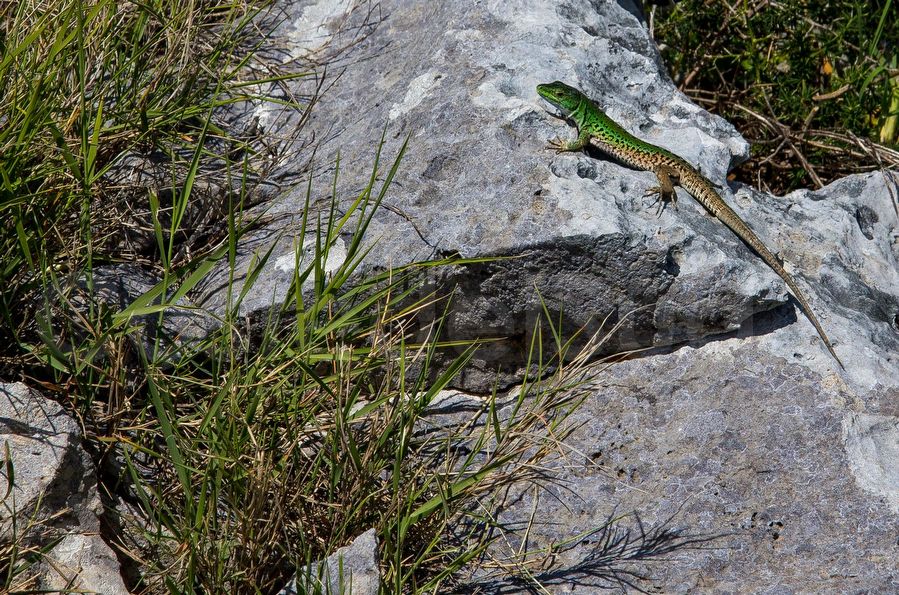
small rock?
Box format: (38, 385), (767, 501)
(280, 528), (379, 595)
(0, 383), (128, 594)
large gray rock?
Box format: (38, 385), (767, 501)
(464, 339), (899, 592)
(0, 383), (128, 594)
(195, 0), (897, 394)
(187, 2), (899, 588)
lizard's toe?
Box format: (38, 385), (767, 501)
(644, 186), (678, 216)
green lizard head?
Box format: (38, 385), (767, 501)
(536, 81), (585, 116)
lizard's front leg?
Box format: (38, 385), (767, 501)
(547, 129), (590, 153)
(644, 164), (680, 215)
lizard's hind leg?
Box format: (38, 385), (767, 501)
(644, 164), (680, 216)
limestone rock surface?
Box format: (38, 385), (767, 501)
(179, 0), (899, 590)
(464, 340), (899, 592)
(196, 0), (897, 396)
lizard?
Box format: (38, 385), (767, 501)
(536, 80), (843, 368)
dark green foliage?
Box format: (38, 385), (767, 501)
(652, 0), (898, 192)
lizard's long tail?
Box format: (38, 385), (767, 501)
(682, 171), (844, 369)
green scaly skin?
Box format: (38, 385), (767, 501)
(536, 81), (843, 368)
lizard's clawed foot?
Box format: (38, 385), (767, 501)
(644, 186), (678, 216)
(546, 137), (569, 153)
